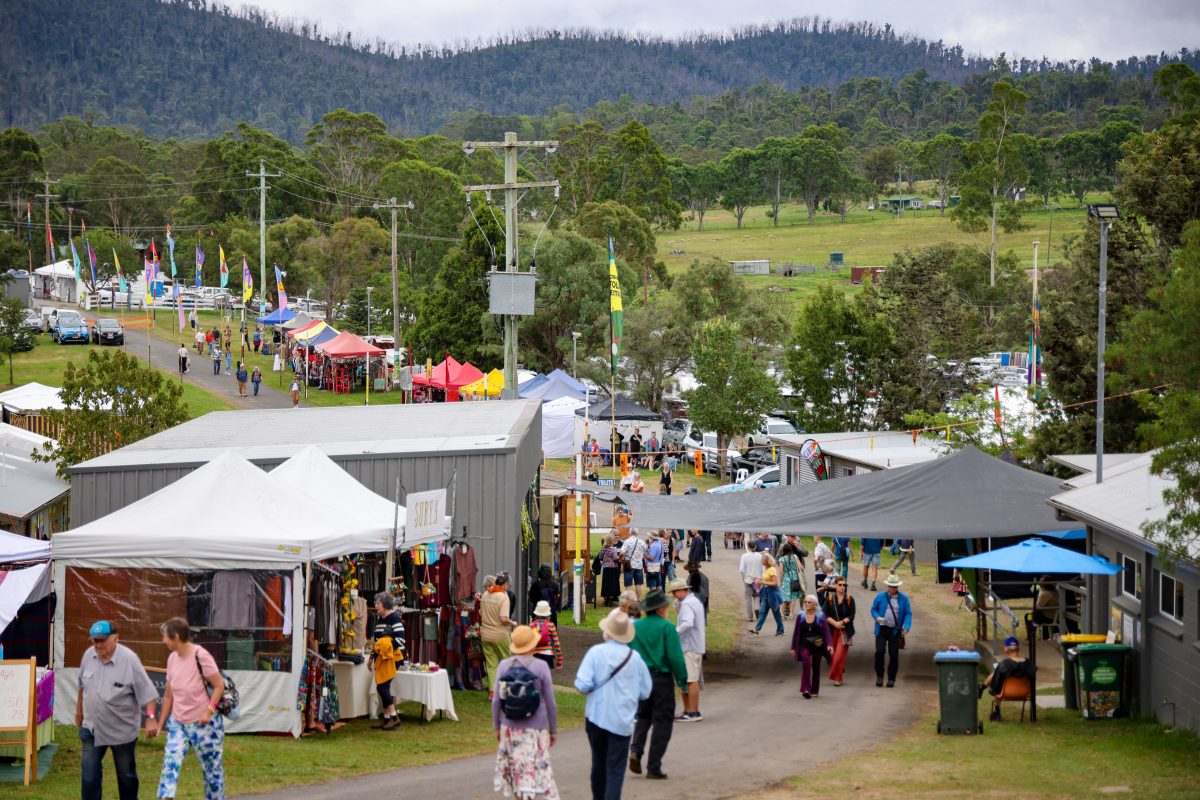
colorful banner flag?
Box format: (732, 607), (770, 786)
(70, 240), (82, 281)
(46, 221), (54, 260)
(274, 265), (287, 312)
(82, 221), (97, 286)
(219, 246), (228, 288)
(242, 257), (254, 304)
(114, 250), (127, 293)
(608, 237), (623, 375)
(144, 258), (155, 305)
(195, 244), (205, 288)
(166, 225), (177, 277)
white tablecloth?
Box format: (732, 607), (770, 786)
(369, 669), (459, 722)
(331, 660), (374, 720)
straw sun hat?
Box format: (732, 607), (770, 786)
(510, 625), (540, 655)
(598, 609), (636, 644)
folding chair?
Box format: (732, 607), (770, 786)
(995, 674), (1032, 722)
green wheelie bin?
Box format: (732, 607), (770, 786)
(934, 650), (983, 734)
(1059, 634), (1108, 710)
(1075, 643), (1132, 719)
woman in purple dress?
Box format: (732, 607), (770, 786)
(790, 594), (834, 699)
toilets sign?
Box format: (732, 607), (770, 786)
(407, 489), (448, 542)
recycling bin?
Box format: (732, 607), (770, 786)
(1059, 634), (1107, 710)
(934, 650), (983, 734)
(1075, 643), (1132, 719)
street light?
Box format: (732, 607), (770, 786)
(1087, 204), (1121, 483)
(571, 331), (581, 378)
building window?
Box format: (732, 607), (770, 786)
(1118, 552), (1141, 600)
(1158, 572), (1184, 623)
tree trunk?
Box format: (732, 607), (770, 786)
(697, 209), (705, 231)
(773, 177), (781, 227)
(717, 432), (728, 477)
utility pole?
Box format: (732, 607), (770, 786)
(372, 197), (413, 357)
(246, 160), (280, 314)
(463, 133), (559, 399)
(366, 286), (373, 339)
(35, 173), (60, 266)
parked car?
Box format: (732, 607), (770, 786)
(732, 446), (778, 475)
(683, 429), (740, 474)
(98, 285), (145, 309)
(91, 317), (125, 346)
(50, 310), (89, 344)
(747, 415), (798, 447)
(927, 200), (944, 210)
(661, 418), (692, 454)
(708, 465), (781, 494)
(22, 308), (44, 334)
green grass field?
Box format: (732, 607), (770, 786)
(659, 198), (1092, 310)
(20, 689), (585, 800)
(3, 336), (236, 419)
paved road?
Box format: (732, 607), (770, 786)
(244, 545), (940, 800)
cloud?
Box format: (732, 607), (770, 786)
(247, 0), (1199, 62)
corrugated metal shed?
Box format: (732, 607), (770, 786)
(67, 401), (543, 614)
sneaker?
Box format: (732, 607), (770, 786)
(679, 712), (702, 722)
(802, 691), (811, 699)
(381, 716), (400, 731)
(647, 771), (668, 780)
(629, 755), (642, 775)
(775, 630), (785, 636)
(861, 580), (868, 589)
(876, 678), (884, 687)
(746, 628), (759, 635)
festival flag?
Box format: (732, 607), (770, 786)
(25, 202), (31, 244)
(150, 238), (158, 266)
(144, 258), (155, 306)
(82, 221), (97, 286)
(242, 256), (254, 304)
(218, 246), (228, 288)
(113, 250), (127, 293)
(274, 264), (287, 312)
(195, 244), (205, 288)
(166, 225), (177, 277)
(608, 237), (623, 375)
(46, 221), (55, 261)
(70, 240), (82, 281)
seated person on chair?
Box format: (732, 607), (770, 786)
(979, 636), (1030, 718)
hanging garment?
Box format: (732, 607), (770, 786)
(282, 577), (293, 637)
(211, 571), (257, 629)
(263, 575), (284, 640)
(226, 632), (256, 671)
(454, 545), (478, 602)
(349, 596), (368, 651)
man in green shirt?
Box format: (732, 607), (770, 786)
(627, 588), (687, 780)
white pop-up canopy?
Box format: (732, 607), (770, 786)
(0, 528), (52, 564)
(52, 450), (395, 565)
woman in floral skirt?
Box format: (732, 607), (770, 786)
(493, 626), (558, 800)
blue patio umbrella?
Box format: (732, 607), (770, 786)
(941, 537), (1122, 574)
(1034, 528), (1086, 541)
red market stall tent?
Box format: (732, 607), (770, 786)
(317, 331), (385, 359)
(412, 356), (486, 401)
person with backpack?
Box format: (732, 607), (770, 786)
(529, 601), (563, 670)
(575, 610), (652, 800)
(147, 617), (226, 800)
(832, 537), (853, 579)
(492, 626), (559, 800)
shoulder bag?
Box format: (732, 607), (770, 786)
(887, 597), (906, 650)
(194, 649), (241, 719)
(589, 649), (634, 694)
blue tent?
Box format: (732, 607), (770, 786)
(519, 373), (549, 394)
(256, 307), (297, 325)
(523, 372), (589, 401)
(942, 538), (1122, 574)
(302, 325), (339, 349)
(544, 368), (589, 394)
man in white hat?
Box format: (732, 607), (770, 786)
(870, 571), (913, 687)
(575, 609), (653, 800)
(670, 577), (706, 722)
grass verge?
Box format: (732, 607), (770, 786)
(21, 689), (585, 799)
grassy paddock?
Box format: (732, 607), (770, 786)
(3, 336), (236, 418)
(22, 689), (585, 800)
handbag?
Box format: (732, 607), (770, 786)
(887, 596), (907, 649)
(194, 650), (240, 720)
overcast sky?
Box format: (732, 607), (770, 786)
(246, 0), (1199, 62)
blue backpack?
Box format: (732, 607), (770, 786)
(498, 664), (542, 721)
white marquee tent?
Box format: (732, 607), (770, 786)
(52, 450), (402, 736)
(541, 397), (587, 458)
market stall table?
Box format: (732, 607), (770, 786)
(331, 660), (373, 720)
(369, 666), (459, 723)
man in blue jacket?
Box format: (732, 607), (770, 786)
(870, 572), (912, 687)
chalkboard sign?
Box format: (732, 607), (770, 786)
(142, 668), (167, 728)
(0, 658), (37, 785)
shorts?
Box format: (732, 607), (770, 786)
(645, 570), (662, 589)
(625, 568), (644, 586)
(684, 651), (703, 684)
(863, 553), (881, 567)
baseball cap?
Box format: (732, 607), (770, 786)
(1003, 636), (1020, 648)
(89, 620), (116, 639)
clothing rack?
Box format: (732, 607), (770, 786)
(306, 648), (334, 667)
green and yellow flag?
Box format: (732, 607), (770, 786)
(608, 237), (623, 375)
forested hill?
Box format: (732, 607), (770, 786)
(4, 0), (1197, 141)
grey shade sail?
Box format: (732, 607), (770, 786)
(608, 446), (1079, 539)
(575, 393), (659, 421)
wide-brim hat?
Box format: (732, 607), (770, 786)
(533, 601), (552, 618)
(885, 572), (904, 588)
(510, 625), (539, 655)
(641, 589), (670, 613)
(666, 577), (689, 594)
(598, 609), (636, 644)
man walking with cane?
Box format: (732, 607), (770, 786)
(628, 588), (687, 781)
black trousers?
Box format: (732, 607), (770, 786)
(586, 720), (630, 800)
(630, 672), (676, 773)
(875, 626), (901, 682)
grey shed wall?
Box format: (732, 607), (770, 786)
(1088, 526), (1200, 734)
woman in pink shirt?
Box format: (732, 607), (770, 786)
(147, 618), (226, 800)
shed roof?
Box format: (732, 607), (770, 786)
(69, 400), (543, 473)
(1048, 453), (1143, 476)
(771, 430), (944, 468)
(0, 382), (66, 414)
(0, 423), (70, 519)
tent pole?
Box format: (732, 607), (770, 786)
(611, 376), (617, 483)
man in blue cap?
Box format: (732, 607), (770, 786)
(76, 620), (159, 800)
(979, 636), (1030, 720)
